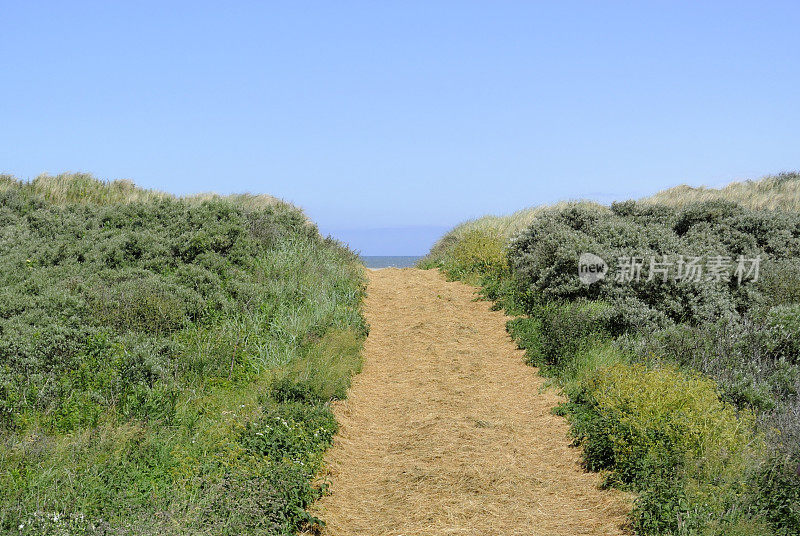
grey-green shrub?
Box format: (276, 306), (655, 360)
(0, 175), (367, 535)
(509, 200), (800, 329)
(427, 184), (800, 535)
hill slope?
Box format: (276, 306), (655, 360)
(643, 171), (800, 211)
(0, 174), (366, 535)
(420, 173), (800, 535)
(420, 172), (800, 271)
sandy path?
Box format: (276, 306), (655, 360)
(309, 268), (630, 535)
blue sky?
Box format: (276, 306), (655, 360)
(2, 1), (798, 255)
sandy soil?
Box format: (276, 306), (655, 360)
(308, 268), (630, 535)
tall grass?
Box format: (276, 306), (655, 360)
(419, 172), (800, 270)
(0, 174), (366, 535)
(423, 172), (800, 535)
(644, 172), (800, 211)
(0, 172), (285, 211)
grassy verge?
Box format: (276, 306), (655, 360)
(421, 172), (800, 272)
(420, 176), (800, 535)
(0, 174), (367, 535)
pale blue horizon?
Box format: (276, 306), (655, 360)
(2, 1), (798, 255)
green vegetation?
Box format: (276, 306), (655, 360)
(644, 171), (800, 212)
(0, 174), (367, 535)
(421, 172), (800, 273)
(434, 228), (508, 284)
(0, 172), (284, 210)
(421, 172), (800, 535)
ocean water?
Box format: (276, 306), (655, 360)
(360, 256), (422, 269)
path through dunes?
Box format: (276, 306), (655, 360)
(309, 268), (630, 535)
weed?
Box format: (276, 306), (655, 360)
(0, 174), (366, 534)
(423, 171), (800, 534)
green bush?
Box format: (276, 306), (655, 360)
(506, 316), (542, 363)
(764, 304), (800, 364)
(570, 363), (761, 534)
(426, 187), (800, 535)
(532, 301), (619, 367)
(509, 200), (800, 328)
(750, 453), (800, 536)
(200, 462), (326, 536)
(621, 319), (800, 415)
(757, 259), (800, 308)
(443, 228), (508, 282)
(0, 175), (367, 534)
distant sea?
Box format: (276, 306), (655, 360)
(360, 256), (422, 269)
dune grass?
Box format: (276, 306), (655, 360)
(422, 172), (800, 535)
(0, 172), (285, 211)
(643, 171), (800, 211)
(419, 172), (800, 272)
(0, 174), (366, 535)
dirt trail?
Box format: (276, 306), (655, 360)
(310, 268), (630, 535)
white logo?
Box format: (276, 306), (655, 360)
(578, 253), (607, 285)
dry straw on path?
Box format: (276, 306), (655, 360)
(308, 268), (630, 535)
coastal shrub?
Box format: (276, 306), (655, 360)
(750, 453), (800, 536)
(508, 200), (800, 329)
(418, 173), (800, 275)
(506, 316), (542, 363)
(508, 211), (601, 304)
(764, 304), (800, 364)
(200, 462), (325, 536)
(568, 363), (760, 534)
(424, 175), (800, 533)
(620, 319), (800, 415)
(0, 175), (367, 534)
(443, 228), (507, 282)
(480, 272), (525, 314)
(757, 259), (800, 308)
(532, 301), (619, 367)
(239, 401), (337, 464)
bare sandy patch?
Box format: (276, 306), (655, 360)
(308, 268), (630, 536)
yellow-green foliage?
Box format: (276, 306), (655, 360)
(585, 363), (758, 483)
(420, 172), (800, 273)
(444, 229), (508, 281)
(643, 172), (800, 212)
(575, 363), (762, 533)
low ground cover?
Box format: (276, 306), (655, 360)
(421, 174), (800, 535)
(0, 174), (367, 535)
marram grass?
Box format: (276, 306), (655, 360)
(424, 171), (800, 535)
(0, 173), (366, 535)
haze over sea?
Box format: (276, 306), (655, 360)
(360, 256), (422, 269)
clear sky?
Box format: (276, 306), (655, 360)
(2, 1), (798, 255)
